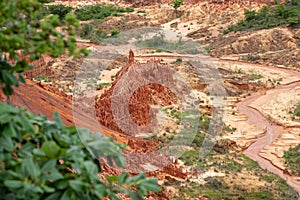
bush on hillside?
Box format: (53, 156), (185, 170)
(224, 2), (300, 34)
(0, 102), (161, 199)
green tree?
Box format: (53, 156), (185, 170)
(0, 0), (87, 95)
(0, 0), (161, 199)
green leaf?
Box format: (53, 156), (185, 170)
(127, 190), (143, 200)
(19, 74), (26, 84)
(60, 188), (74, 200)
(83, 161), (98, 175)
(0, 134), (14, 152)
(43, 185), (55, 193)
(17, 113), (35, 133)
(4, 180), (23, 189)
(18, 142), (35, 158)
(41, 159), (56, 172)
(2, 70), (18, 86)
(69, 179), (85, 192)
(43, 171), (64, 182)
(53, 112), (63, 129)
(3, 122), (17, 137)
(44, 191), (63, 200)
(94, 184), (107, 198)
(118, 172), (128, 185)
(126, 173), (146, 184)
(0, 113), (14, 124)
(41, 141), (60, 158)
(32, 186), (43, 193)
(113, 155), (126, 168)
(108, 192), (121, 200)
(66, 126), (77, 133)
(8, 170), (25, 179)
(53, 179), (68, 189)
(33, 148), (46, 157)
(140, 178), (161, 192)
(23, 158), (40, 179)
(106, 175), (118, 183)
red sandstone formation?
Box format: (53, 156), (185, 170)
(1, 49), (191, 198)
(95, 50), (178, 136)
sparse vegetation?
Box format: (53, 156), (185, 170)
(175, 153), (298, 199)
(293, 102), (300, 119)
(34, 75), (50, 82)
(78, 23), (107, 43)
(223, 125), (237, 133)
(170, 0), (184, 10)
(137, 10), (146, 14)
(284, 144), (300, 175)
(96, 82), (111, 89)
(251, 73), (264, 80)
(224, 1), (300, 34)
(74, 5), (134, 21)
(240, 54), (261, 62)
(135, 32), (201, 54)
(171, 58), (183, 64)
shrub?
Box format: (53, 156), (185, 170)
(78, 23), (107, 43)
(0, 102), (161, 199)
(224, 3), (300, 34)
(75, 5), (133, 21)
(46, 4), (72, 20)
(111, 29), (120, 36)
(137, 10), (146, 14)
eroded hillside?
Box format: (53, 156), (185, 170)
(3, 0), (300, 199)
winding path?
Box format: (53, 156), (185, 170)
(139, 53), (300, 194)
(235, 65), (300, 194)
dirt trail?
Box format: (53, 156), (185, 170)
(138, 53), (300, 193)
(235, 68), (300, 194)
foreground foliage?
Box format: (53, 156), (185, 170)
(0, 102), (161, 199)
(0, 0), (88, 96)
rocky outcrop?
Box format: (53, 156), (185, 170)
(95, 50), (178, 135)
